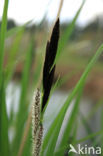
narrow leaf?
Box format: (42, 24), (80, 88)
(53, 0), (85, 66)
(0, 0), (8, 87)
(41, 44), (103, 156)
(0, 78), (9, 156)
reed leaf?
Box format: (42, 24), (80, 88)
(58, 85), (84, 156)
(12, 42), (33, 155)
(41, 44), (103, 156)
(0, 0), (9, 155)
(6, 20), (32, 38)
(0, 78), (9, 156)
(0, 0), (8, 87)
(5, 27), (25, 85)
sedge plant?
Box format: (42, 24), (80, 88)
(1, 0), (103, 156)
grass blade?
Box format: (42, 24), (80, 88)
(0, 0), (8, 86)
(0, 78), (9, 155)
(5, 27), (25, 85)
(41, 44), (103, 156)
(58, 85), (84, 156)
(73, 130), (103, 145)
(6, 20), (32, 38)
(0, 0), (9, 155)
(80, 112), (94, 142)
(54, 0), (85, 66)
(12, 42), (34, 155)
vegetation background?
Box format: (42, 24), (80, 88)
(1, 0), (103, 155)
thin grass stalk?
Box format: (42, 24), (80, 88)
(56, 0), (64, 20)
(49, 0), (64, 41)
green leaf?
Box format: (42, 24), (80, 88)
(56, 71), (76, 90)
(22, 127), (32, 156)
(6, 20), (32, 38)
(41, 44), (103, 156)
(57, 85), (84, 156)
(56, 130), (103, 156)
(12, 42), (34, 155)
(0, 0), (9, 155)
(54, 115), (78, 156)
(73, 130), (103, 145)
(87, 98), (103, 119)
(0, 78), (9, 156)
(53, 0), (85, 67)
(80, 112), (94, 142)
(5, 27), (25, 85)
(0, 0), (8, 87)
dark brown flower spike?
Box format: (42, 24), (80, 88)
(42, 18), (60, 111)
